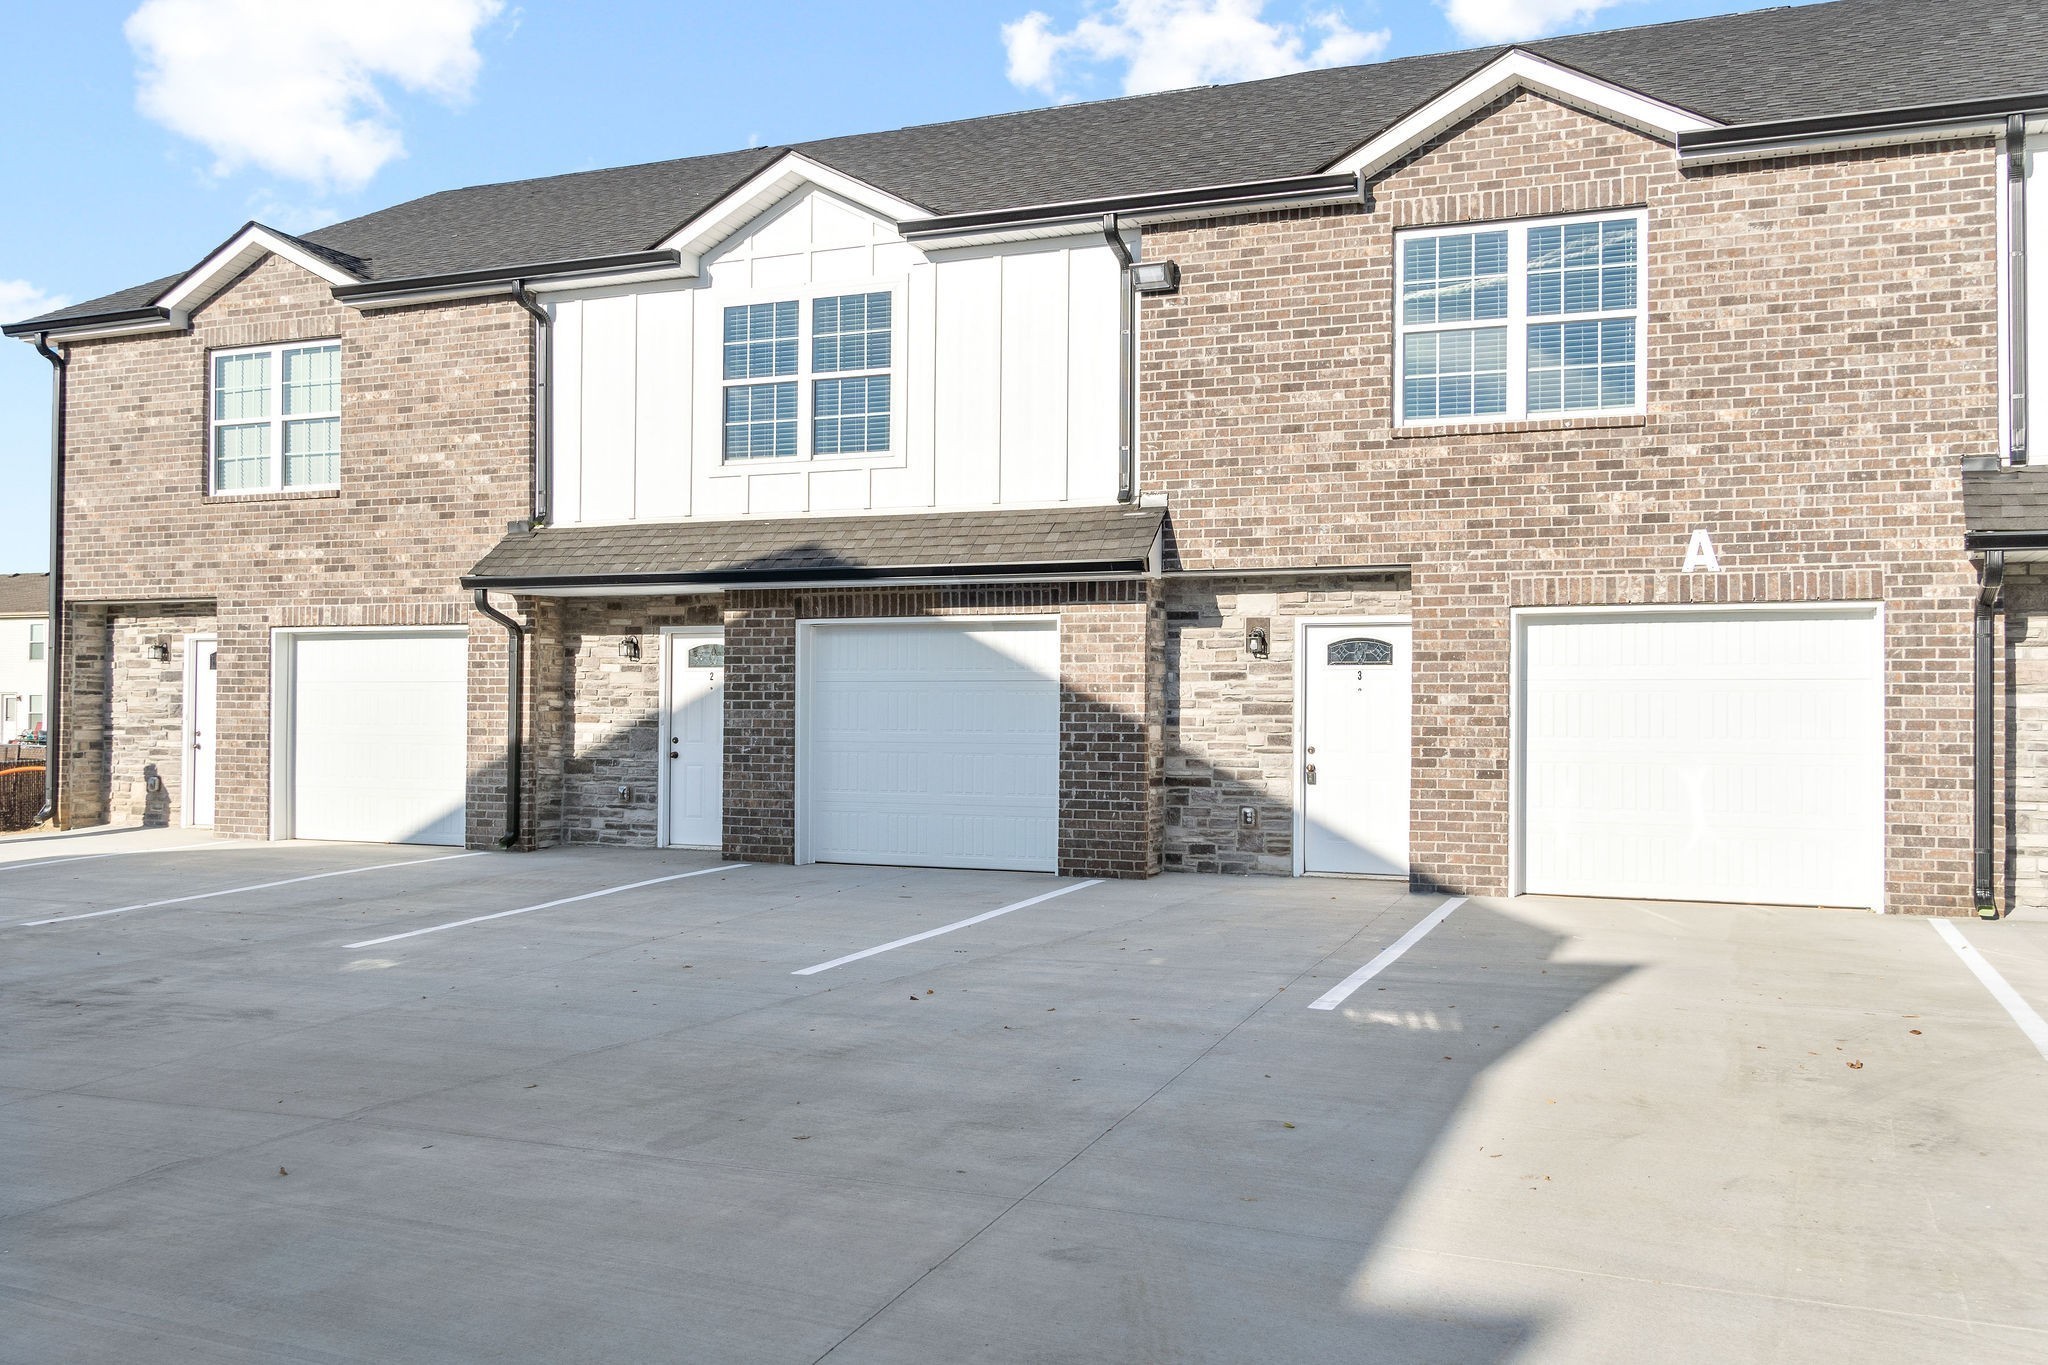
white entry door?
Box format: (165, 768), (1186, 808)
(802, 619), (1059, 872)
(1516, 607), (1883, 907)
(662, 630), (725, 848)
(284, 630), (467, 845)
(1301, 622), (1413, 876)
(185, 635), (218, 828)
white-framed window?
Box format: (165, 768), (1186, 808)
(28, 694), (43, 734)
(1395, 210), (1645, 426)
(28, 622), (44, 661)
(720, 289), (895, 462)
(210, 341), (342, 492)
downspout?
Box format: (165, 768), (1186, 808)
(2010, 117), (2031, 465)
(1975, 551), (2007, 916)
(1101, 214), (1136, 503)
(512, 283), (552, 523)
(31, 333), (65, 824)
(471, 588), (526, 849)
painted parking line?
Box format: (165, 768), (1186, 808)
(1308, 896), (1467, 1011)
(3, 843), (232, 874)
(18, 852), (486, 927)
(343, 864), (744, 948)
(1931, 919), (2048, 1062)
(793, 878), (1103, 976)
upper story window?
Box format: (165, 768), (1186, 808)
(1395, 211), (1644, 426)
(722, 291), (894, 462)
(210, 341), (342, 493)
(27, 623), (44, 661)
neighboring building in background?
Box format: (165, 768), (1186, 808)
(8, 0), (2048, 914)
(0, 573), (49, 744)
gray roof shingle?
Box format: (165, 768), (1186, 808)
(18, 0), (2048, 331)
(464, 506), (1166, 587)
(1964, 468), (2048, 538)
(0, 574), (49, 617)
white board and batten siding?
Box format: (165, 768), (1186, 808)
(548, 186), (1122, 526)
(1515, 606), (1884, 910)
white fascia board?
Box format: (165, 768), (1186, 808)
(1679, 120), (2005, 166)
(1329, 49), (1718, 179)
(12, 314), (191, 343)
(658, 152), (933, 259)
(155, 224), (362, 315)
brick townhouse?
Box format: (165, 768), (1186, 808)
(10, 0), (2048, 914)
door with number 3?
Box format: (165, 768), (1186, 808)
(1301, 622), (1412, 877)
(662, 630), (725, 848)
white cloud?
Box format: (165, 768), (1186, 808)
(0, 281), (72, 328)
(1003, 1), (1390, 99)
(125, 0), (504, 193)
(247, 196), (342, 235)
(1437, 0), (1625, 42)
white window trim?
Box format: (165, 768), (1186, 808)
(1393, 208), (1648, 428)
(27, 622), (44, 661)
(710, 279), (905, 471)
(208, 339), (343, 495)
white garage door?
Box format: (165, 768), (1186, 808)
(1517, 607), (1882, 908)
(285, 630), (468, 846)
(802, 619), (1058, 872)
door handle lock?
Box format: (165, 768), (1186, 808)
(1304, 763), (1317, 785)
(668, 751), (679, 759)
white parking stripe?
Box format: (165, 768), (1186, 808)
(18, 852), (486, 927)
(1931, 919), (2048, 1062)
(344, 864), (744, 947)
(793, 879), (1103, 976)
(1308, 896), (1467, 1011)
(3, 843), (232, 873)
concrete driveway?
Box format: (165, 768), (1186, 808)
(3, 835), (2045, 1363)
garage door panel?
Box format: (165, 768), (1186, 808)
(289, 632), (467, 847)
(805, 621), (1059, 873)
(1520, 609), (1881, 908)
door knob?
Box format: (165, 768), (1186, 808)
(1304, 763), (1317, 785)
(668, 751), (679, 759)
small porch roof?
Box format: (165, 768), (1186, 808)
(462, 505), (1166, 595)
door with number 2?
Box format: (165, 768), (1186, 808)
(663, 630), (725, 848)
(1301, 622), (1412, 877)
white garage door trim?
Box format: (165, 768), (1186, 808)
(796, 615), (1060, 873)
(1509, 602), (1886, 911)
(269, 626), (469, 845)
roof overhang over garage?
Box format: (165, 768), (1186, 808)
(462, 505), (1167, 596)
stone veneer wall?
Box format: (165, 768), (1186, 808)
(64, 604), (218, 828)
(1164, 574), (1410, 874)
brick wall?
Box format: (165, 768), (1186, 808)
(721, 582), (1160, 877)
(1165, 574), (1410, 873)
(56, 254), (534, 842)
(1141, 92), (1993, 913)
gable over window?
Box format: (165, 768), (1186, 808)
(1395, 211), (1645, 426)
(720, 290), (895, 462)
(210, 341), (342, 493)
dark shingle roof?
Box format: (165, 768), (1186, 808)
(1964, 468), (2048, 537)
(465, 506), (1165, 587)
(19, 0), (2048, 331)
(0, 574), (49, 617)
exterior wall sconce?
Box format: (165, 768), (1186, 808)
(147, 641), (171, 663)
(1245, 620), (1270, 659)
(1132, 260), (1180, 294)
(619, 637), (641, 661)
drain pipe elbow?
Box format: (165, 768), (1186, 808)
(1102, 214), (1136, 504)
(472, 587), (527, 850)
(31, 333), (65, 826)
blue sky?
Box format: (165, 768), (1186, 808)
(0, 0), (1803, 572)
